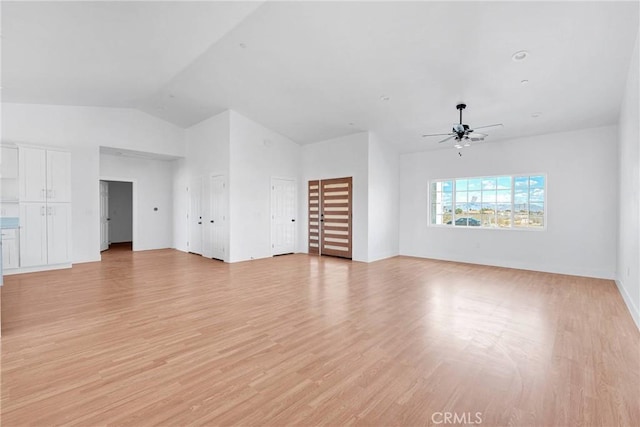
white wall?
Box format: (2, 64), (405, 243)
(368, 133), (400, 261)
(229, 110), (301, 262)
(107, 181), (132, 243)
(100, 154), (174, 251)
(617, 30), (640, 329)
(399, 126), (618, 279)
(300, 132), (369, 262)
(172, 158), (189, 252)
(1, 103), (185, 262)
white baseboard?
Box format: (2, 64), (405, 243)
(615, 279), (640, 331)
(3, 263), (72, 275)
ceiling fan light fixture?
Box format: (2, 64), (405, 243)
(454, 143), (462, 149)
(512, 50), (529, 62)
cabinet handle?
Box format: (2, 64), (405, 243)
(40, 206), (45, 216)
(48, 207), (53, 216)
(41, 189), (46, 199)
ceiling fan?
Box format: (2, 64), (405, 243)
(422, 104), (503, 149)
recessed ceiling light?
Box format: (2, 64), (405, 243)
(520, 79), (529, 85)
(380, 95), (390, 101)
(348, 122), (355, 126)
(239, 43), (247, 48)
(169, 94), (175, 98)
(531, 112), (542, 118)
(512, 50), (529, 62)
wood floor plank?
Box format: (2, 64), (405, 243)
(1, 247), (639, 426)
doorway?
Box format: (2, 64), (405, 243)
(188, 174), (228, 261)
(308, 177), (353, 259)
(271, 177), (296, 256)
(100, 180), (133, 252)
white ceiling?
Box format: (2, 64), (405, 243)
(2, 1), (639, 153)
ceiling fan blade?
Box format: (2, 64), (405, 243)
(473, 123), (503, 131)
(438, 135), (456, 144)
(422, 132), (455, 137)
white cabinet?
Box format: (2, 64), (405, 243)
(1, 228), (20, 270)
(20, 147), (70, 203)
(1, 147), (19, 203)
(47, 203), (71, 265)
(19, 202), (70, 267)
(16, 146), (72, 270)
(47, 150), (71, 203)
(20, 148), (47, 202)
(19, 203), (47, 267)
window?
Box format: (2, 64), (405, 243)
(430, 174), (545, 229)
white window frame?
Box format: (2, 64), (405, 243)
(428, 173), (547, 231)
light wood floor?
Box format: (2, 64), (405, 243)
(1, 248), (639, 426)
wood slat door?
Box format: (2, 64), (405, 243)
(308, 180), (320, 254)
(307, 177), (353, 259)
(320, 177), (352, 259)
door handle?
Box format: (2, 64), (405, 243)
(198, 222), (202, 225)
(320, 213), (324, 222)
(210, 220), (214, 223)
(291, 219), (296, 222)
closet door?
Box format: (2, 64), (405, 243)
(320, 177), (352, 259)
(271, 178), (296, 256)
(307, 180), (320, 254)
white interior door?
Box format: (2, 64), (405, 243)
(210, 175), (227, 261)
(188, 177), (203, 255)
(100, 181), (109, 251)
(271, 178), (296, 255)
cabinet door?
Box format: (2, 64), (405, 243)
(47, 203), (71, 265)
(1, 231), (19, 270)
(19, 203), (47, 267)
(19, 148), (47, 202)
(46, 150), (71, 203)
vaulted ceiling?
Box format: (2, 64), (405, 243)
(2, 1), (638, 152)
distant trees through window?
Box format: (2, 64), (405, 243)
(430, 174), (546, 229)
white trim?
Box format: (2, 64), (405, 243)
(3, 262), (71, 275)
(615, 279), (640, 331)
(98, 177), (138, 253)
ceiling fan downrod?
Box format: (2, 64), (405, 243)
(456, 103), (466, 124)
